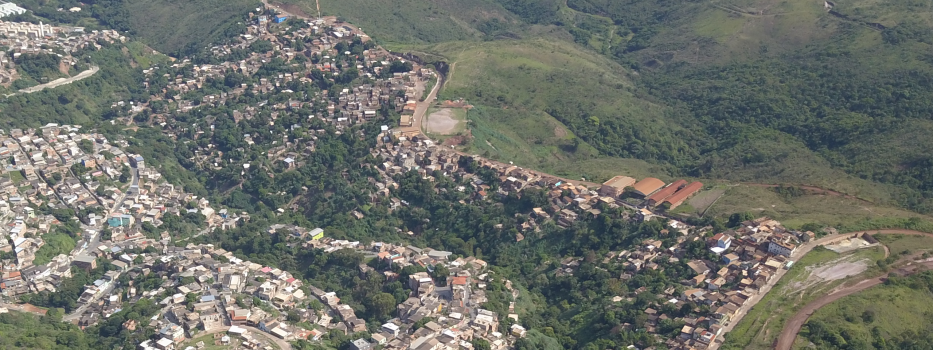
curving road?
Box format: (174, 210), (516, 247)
(772, 230), (933, 350)
(15, 66), (100, 95)
(396, 70), (444, 137)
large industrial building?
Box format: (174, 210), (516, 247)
(599, 175), (636, 198)
(631, 177), (666, 197)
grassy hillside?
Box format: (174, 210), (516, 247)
(404, 39), (696, 179)
(122, 0), (259, 54)
(12, 0), (932, 216)
(277, 0), (525, 43)
(797, 271), (933, 349)
(269, 0), (933, 215)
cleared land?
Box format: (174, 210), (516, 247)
(723, 232), (933, 350)
(686, 187), (726, 215)
(17, 66), (99, 95)
(720, 246), (885, 350)
(823, 237), (876, 254)
(778, 257), (933, 350)
(425, 108), (467, 135)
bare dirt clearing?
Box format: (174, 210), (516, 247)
(425, 108), (465, 135)
(824, 237), (876, 254)
(553, 126), (568, 138)
(788, 256), (869, 294)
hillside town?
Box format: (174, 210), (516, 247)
(0, 4), (832, 350)
(0, 123), (221, 295)
(0, 20), (121, 84)
(373, 134), (816, 349)
(0, 125), (525, 350)
(133, 11), (431, 130)
(122, 236), (522, 350)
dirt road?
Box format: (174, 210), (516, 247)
(772, 230), (933, 350)
(396, 72), (443, 136)
(16, 66), (99, 95)
(742, 183), (872, 203)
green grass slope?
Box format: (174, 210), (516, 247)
(445, 39), (692, 162)
(408, 39), (694, 178)
(279, 0), (524, 43)
(122, 0), (259, 54)
(797, 272), (933, 349)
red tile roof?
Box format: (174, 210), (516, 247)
(664, 182), (703, 207)
(647, 180), (687, 204)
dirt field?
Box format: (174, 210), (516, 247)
(425, 108), (465, 135)
(788, 257), (870, 294)
(773, 231), (933, 350)
(824, 237), (875, 254)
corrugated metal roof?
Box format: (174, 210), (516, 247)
(647, 179), (687, 204)
(632, 177), (665, 196)
(664, 182), (703, 206)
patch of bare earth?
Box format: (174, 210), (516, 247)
(553, 126), (568, 138)
(58, 60), (70, 75)
(426, 108), (462, 135)
(272, 1), (310, 18)
(788, 257), (869, 294)
(442, 134), (468, 147)
(688, 188), (725, 213)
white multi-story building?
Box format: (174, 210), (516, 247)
(0, 2), (26, 18)
(767, 241), (796, 257)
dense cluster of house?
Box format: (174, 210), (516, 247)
(131, 11), (434, 190)
(140, 12), (430, 125)
(370, 130), (827, 349)
(48, 221), (521, 350)
(602, 218), (813, 350)
(0, 124), (104, 272)
(308, 236), (526, 350)
(0, 20), (120, 84)
(0, 124), (232, 299)
(373, 134), (704, 239)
